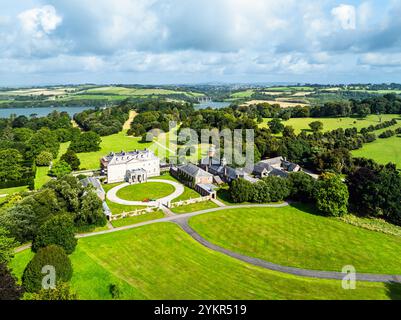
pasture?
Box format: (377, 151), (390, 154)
(259, 114), (400, 133)
(10, 222), (400, 300)
(352, 135), (401, 168)
(189, 204), (401, 274)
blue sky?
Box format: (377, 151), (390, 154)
(0, 0), (401, 86)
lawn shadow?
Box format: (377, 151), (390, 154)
(217, 188), (232, 203)
(385, 281), (401, 300)
(289, 202), (324, 216)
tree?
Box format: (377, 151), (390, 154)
(0, 227), (18, 264)
(35, 151), (53, 167)
(288, 172), (316, 202)
(26, 128), (60, 159)
(28, 282), (77, 300)
(309, 121), (324, 133)
(283, 126), (295, 138)
(60, 150), (80, 171)
(22, 245), (73, 293)
(68, 131), (101, 153)
(109, 283), (121, 299)
(229, 178), (254, 203)
(262, 176), (292, 202)
(0, 149), (23, 181)
(0, 263), (23, 300)
(314, 173), (349, 217)
(32, 214), (77, 254)
(268, 118), (285, 134)
(76, 190), (107, 227)
(49, 161), (72, 178)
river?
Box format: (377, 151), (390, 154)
(195, 101), (231, 109)
(0, 106), (94, 118)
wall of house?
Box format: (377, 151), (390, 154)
(107, 158), (160, 183)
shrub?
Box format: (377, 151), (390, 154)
(49, 161), (72, 178)
(109, 283), (121, 299)
(60, 150), (80, 171)
(314, 173), (349, 217)
(288, 172), (316, 202)
(35, 151), (53, 167)
(28, 282), (77, 300)
(32, 214), (77, 254)
(261, 176), (292, 202)
(229, 178), (254, 203)
(22, 245), (73, 293)
(0, 263), (23, 300)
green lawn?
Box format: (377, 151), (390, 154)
(63, 130), (152, 170)
(0, 185), (29, 196)
(105, 200), (147, 215)
(231, 90), (255, 98)
(171, 200), (219, 214)
(189, 204), (401, 274)
(11, 223), (400, 300)
(111, 210), (165, 228)
(352, 135), (401, 168)
(259, 114), (401, 134)
(34, 166), (51, 189)
(151, 174), (200, 202)
(116, 182), (175, 202)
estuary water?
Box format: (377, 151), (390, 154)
(0, 106), (94, 118)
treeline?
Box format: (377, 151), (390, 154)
(0, 111), (79, 189)
(0, 175), (107, 299)
(230, 157), (401, 225)
(74, 104), (130, 136)
(128, 100), (194, 136)
(0, 98), (112, 109)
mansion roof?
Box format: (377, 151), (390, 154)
(102, 149), (158, 166)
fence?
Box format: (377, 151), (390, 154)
(110, 206), (160, 221)
(169, 196), (211, 209)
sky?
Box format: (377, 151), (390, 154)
(0, 0), (401, 86)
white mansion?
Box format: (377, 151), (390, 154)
(100, 149), (160, 184)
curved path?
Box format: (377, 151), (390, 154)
(16, 202), (401, 283)
(174, 218), (401, 284)
(106, 179), (184, 207)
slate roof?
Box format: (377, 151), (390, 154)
(81, 176), (102, 189)
(178, 164), (213, 178)
(253, 162), (273, 174)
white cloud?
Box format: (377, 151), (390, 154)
(331, 4), (356, 30)
(18, 5), (62, 37)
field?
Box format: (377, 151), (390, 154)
(189, 204), (401, 274)
(63, 130), (152, 170)
(257, 114), (401, 167)
(259, 114), (401, 133)
(243, 100), (309, 108)
(116, 182), (175, 202)
(352, 135), (401, 168)
(11, 222), (401, 300)
(83, 86), (203, 98)
(230, 90), (255, 98)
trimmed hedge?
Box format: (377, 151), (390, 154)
(22, 245), (73, 293)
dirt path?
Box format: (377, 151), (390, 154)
(123, 110), (137, 130)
